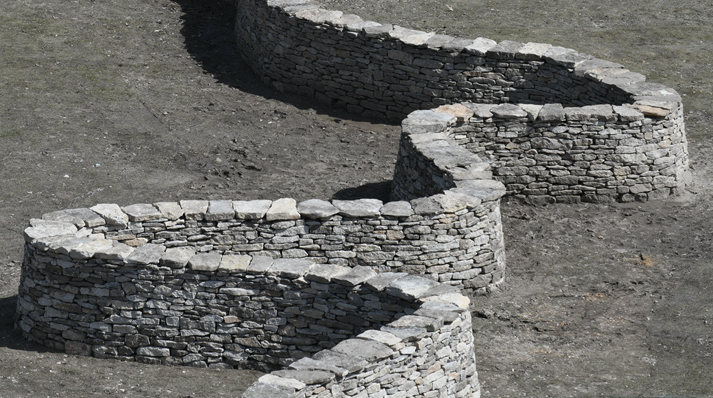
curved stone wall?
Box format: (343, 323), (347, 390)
(234, 0), (690, 203)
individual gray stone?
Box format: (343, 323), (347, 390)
(268, 258), (314, 278)
(311, 350), (369, 374)
(537, 103), (565, 122)
(365, 272), (407, 292)
(297, 199), (339, 219)
(125, 244), (166, 265)
(305, 263), (351, 283)
(424, 34), (456, 49)
(453, 179), (507, 202)
(122, 204), (162, 222)
(388, 315), (440, 332)
(431, 193), (469, 213)
(179, 200), (209, 220)
(464, 37), (497, 56)
(188, 252), (222, 272)
(160, 247), (195, 269)
(463, 103), (495, 119)
(386, 275), (440, 300)
(362, 23), (392, 38)
(357, 330), (402, 346)
(272, 369), (335, 385)
(389, 26), (434, 45)
(218, 254), (251, 272)
(401, 110), (456, 135)
(332, 338), (393, 361)
(153, 202), (184, 220)
(490, 103), (528, 119)
(410, 197), (443, 215)
(233, 200), (272, 219)
(247, 255), (274, 274)
(205, 200), (235, 221)
(23, 223), (78, 243)
(90, 204), (129, 227)
(257, 375), (306, 392)
(69, 238), (114, 260)
(136, 346), (170, 357)
(420, 283), (462, 299)
(295, 8), (343, 24)
(51, 236), (98, 256)
(241, 382), (297, 398)
(542, 46), (592, 67)
(486, 40), (525, 59)
(288, 357), (351, 377)
(42, 208), (105, 228)
(380, 201), (413, 217)
(574, 58), (625, 77)
(519, 104), (543, 121)
(265, 198), (300, 221)
(333, 266), (377, 287)
(515, 42), (552, 60)
(94, 241), (135, 261)
(441, 37), (475, 52)
(332, 199), (382, 217)
(613, 105), (645, 122)
(380, 326), (428, 342)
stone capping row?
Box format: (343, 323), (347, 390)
(22, 185), (504, 263)
(237, 267), (475, 397)
(258, 0), (682, 119)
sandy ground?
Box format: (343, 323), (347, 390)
(1, 0), (712, 396)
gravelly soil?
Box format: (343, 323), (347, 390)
(1, 0), (712, 397)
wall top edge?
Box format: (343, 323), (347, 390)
(260, 0), (682, 111)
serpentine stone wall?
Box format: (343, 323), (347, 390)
(234, 0), (690, 203)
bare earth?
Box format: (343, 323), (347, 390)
(1, 0), (712, 397)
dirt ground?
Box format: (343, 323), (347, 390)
(0, 0), (712, 396)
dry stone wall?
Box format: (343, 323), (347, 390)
(234, 0), (690, 203)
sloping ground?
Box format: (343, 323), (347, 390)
(0, 0), (712, 396)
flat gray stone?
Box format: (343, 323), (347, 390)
(389, 26), (435, 45)
(242, 382), (297, 398)
(51, 236), (98, 256)
(125, 244), (166, 265)
(365, 272), (407, 292)
(385, 274), (440, 300)
(332, 338), (393, 361)
(441, 37), (476, 52)
(519, 104), (543, 121)
(288, 357), (351, 377)
(380, 326), (428, 342)
(311, 350), (369, 373)
(23, 223), (78, 243)
(189, 252), (222, 272)
(380, 201), (414, 217)
(247, 255), (274, 274)
(43, 208), (105, 228)
(332, 199), (382, 217)
(94, 241), (135, 261)
(267, 258), (314, 278)
(537, 103), (565, 122)
(90, 204), (129, 227)
(487, 40), (525, 59)
(453, 179), (507, 202)
(179, 200), (209, 220)
(542, 46), (592, 67)
(431, 193), (468, 213)
(271, 369), (335, 386)
(362, 23), (392, 38)
(266, 198), (300, 221)
(357, 330), (402, 346)
(233, 200), (272, 220)
(402, 110), (455, 135)
(614, 105), (645, 122)
(410, 197), (443, 215)
(256, 375), (305, 392)
(160, 247), (195, 269)
(305, 263), (351, 283)
(464, 37), (497, 56)
(153, 202), (184, 220)
(122, 204), (161, 222)
(574, 58), (625, 77)
(490, 103), (528, 119)
(388, 315), (440, 332)
(205, 200), (235, 221)
(332, 266), (377, 287)
(69, 238), (114, 260)
(218, 254), (251, 272)
(297, 199), (339, 219)
(463, 103), (495, 119)
(516, 42), (552, 60)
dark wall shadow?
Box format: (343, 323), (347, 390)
(0, 294), (56, 353)
(332, 180), (392, 202)
(173, 0), (397, 126)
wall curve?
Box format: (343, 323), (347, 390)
(234, 0), (690, 203)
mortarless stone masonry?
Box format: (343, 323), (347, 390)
(15, 0), (692, 396)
